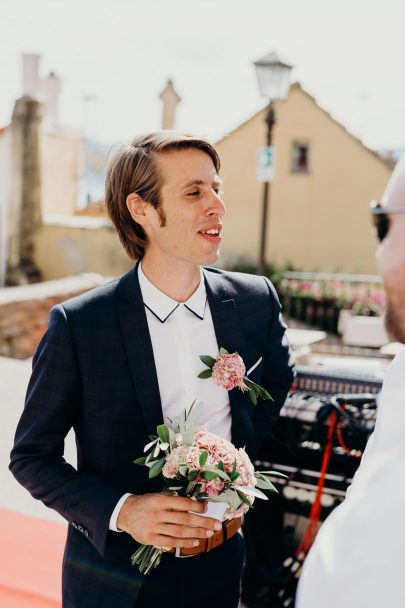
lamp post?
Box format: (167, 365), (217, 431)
(254, 51), (292, 275)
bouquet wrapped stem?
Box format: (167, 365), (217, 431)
(131, 401), (285, 574)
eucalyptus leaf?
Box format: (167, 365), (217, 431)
(257, 470), (288, 479)
(220, 488), (242, 511)
(148, 458), (165, 479)
(218, 461), (224, 471)
(182, 427), (198, 445)
(188, 469), (199, 481)
(171, 416), (180, 433)
(186, 480), (196, 494)
(201, 470), (218, 481)
(199, 451), (208, 467)
(168, 427), (177, 447)
(219, 347), (229, 355)
(231, 458), (237, 477)
(255, 477), (278, 492)
(133, 456), (147, 465)
(157, 424), (170, 445)
(214, 468), (231, 481)
(198, 369), (212, 379)
(248, 388), (258, 406)
(143, 438), (158, 453)
(199, 355), (216, 368)
(235, 486), (268, 500)
(236, 490), (252, 507)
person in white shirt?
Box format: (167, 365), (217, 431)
(296, 155), (405, 608)
(10, 132), (294, 608)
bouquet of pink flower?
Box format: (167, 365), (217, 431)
(131, 402), (284, 574)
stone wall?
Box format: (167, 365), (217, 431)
(33, 216), (132, 280)
(0, 274), (110, 359)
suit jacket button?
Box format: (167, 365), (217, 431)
(78, 525), (84, 533)
(84, 530), (89, 537)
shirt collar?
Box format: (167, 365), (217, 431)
(138, 262), (207, 323)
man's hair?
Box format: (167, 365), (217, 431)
(105, 131), (221, 260)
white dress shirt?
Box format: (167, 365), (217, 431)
(296, 347), (405, 608)
(109, 263), (231, 530)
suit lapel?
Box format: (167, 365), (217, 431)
(203, 269), (246, 356)
(115, 263), (164, 436)
(204, 269), (253, 449)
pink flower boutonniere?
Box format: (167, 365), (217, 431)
(198, 347), (273, 405)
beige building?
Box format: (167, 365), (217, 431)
(216, 83), (392, 274)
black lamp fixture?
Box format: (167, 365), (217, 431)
(254, 51), (292, 275)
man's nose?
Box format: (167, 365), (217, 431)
(207, 191), (226, 216)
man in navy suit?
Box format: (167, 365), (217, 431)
(10, 132), (294, 608)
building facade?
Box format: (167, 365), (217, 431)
(216, 83), (392, 274)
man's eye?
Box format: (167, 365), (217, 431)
(188, 191), (200, 197)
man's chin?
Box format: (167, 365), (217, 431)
(200, 249), (220, 266)
(385, 305), (405, 344)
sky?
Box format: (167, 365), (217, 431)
(1, 0), (404, 150)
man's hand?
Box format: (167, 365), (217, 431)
(116, 493), (222, 549)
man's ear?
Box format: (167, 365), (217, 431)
(126, 193), (148, 227)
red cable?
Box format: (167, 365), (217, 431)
(295, 411), (337, 557)
(336, 423), (362, 458)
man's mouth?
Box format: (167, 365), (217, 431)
(198, 227), (222, 243)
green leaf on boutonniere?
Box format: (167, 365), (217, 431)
(217, 461), (224, 471)
(219, 347), (229, 355)
(199, 450), (208, 467)
(248, 388), (258, 406)
(197, 369), (212, 379)
(199, 355), (216, 368)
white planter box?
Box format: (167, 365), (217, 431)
(342, 315), (388, 347)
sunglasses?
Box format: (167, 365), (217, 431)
(370, 200), (405, 242)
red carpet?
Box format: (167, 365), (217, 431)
(0, 508), (66, 608)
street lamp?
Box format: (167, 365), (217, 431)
(254, 51), (292, 275)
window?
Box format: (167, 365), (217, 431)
(292, 142), (310, 173)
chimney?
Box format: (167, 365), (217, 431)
(22, 53), (41, 99)
(43, 71), (61, 127)
(159, 79), (181, 130)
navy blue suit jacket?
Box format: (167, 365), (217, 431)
(10, 264), (294, 608)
